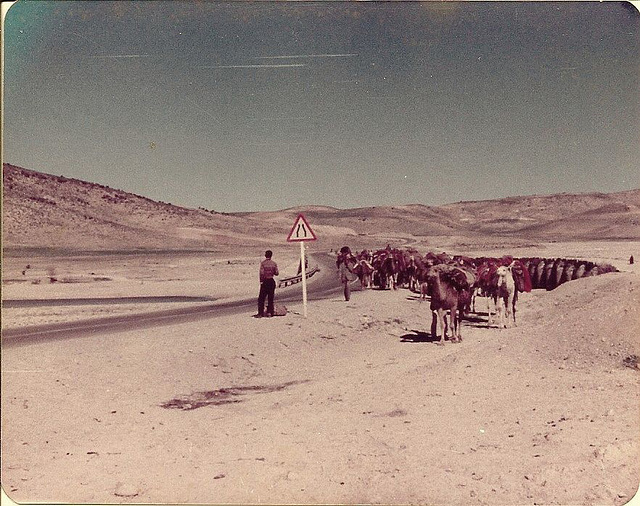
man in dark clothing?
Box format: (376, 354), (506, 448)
(257, 250), (279, 317)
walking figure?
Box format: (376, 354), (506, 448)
(337, 246), (357, 301)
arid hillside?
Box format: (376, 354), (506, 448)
(2, 163), (280, 252)
(439, 192), (640, 239)
(259, 192), (640, 240)
(3, 163), (640, 253)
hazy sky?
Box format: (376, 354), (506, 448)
(3, 1), (639, 212)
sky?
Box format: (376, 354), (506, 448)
(3, 1), (639, 212)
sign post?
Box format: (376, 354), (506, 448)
(286, 213), (317, 317)
(300, 241), (307, 316)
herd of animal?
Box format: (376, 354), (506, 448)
(338, 246), (618, 345)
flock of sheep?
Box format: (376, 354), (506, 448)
(337, 246), (618, 345)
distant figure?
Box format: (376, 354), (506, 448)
(257, 250), (279, 318)
(337, 246), (357, 301)
(630, 255), (635, 265)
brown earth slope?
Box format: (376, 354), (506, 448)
(3, 163), (640, 252)
(437, 191), (640, 238)
(2, 164), (279, 252)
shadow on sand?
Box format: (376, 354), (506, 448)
(400, 330), (439, 343)
(400, 313), (489, 343)
(161, 380), (310, 411)
(462, 314), (486, 324)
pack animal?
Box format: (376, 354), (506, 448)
(426, 265), (471, 344)
(495, 264), (518, 328)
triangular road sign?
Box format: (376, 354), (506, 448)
(287, 213), (317, 242)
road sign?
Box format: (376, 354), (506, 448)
(286, 213), (317, 242)
(286, 214), (317, 318)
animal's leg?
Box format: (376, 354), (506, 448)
(504, 291), (515, 327)
(487, 295), (494, 326)
(420, 283), (428, 302)
(448, 309), (456, 342)
(441, 309), (448, 344)
(499, 296), (508, 328)
(431, 310), (439, 342)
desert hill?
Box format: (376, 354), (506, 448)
(241, 190), (640, 242)
(438, 191), (640, 239)
(3, 163), (640, 253)
(2, 163), (281, 252)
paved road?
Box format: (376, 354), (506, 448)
(2, 296), (218, 308)
(3, 253), (344, 347)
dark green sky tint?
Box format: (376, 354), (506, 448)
(4, 1), (639, 212)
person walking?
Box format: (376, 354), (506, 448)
(257, 250), (279, 317)
(337, 245), (357, 301)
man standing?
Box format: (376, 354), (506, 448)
(257, 250), (279, 317)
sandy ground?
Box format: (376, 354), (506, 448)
(2, 241), (640, 505)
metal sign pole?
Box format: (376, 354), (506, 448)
(300, 241), (308, 317)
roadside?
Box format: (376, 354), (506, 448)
(2, 272), (638, 504)
(1, 251), (332, 330)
